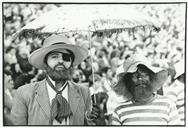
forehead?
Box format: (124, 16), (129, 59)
(48, 49), (70, 56)
(136, 64), (151, 73)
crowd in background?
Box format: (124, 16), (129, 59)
(3, 3), (185, 125)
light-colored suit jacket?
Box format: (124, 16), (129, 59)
(11, 79), (93, 125)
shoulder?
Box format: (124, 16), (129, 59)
(69, 81), (90, 92)
(154, 94), (176, 107)
(68, 81), (90, 98)
(156, 94), (174, 102)
(114, 100), (133, 113)
(16, 80), (45, 99)
(17, 80), (43, 91)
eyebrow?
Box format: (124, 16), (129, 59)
(49, 52), (60, 56)
(49, 51), (70, 55)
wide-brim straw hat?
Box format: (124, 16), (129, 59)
(29, 34), (88, 70)
(114, 54), (169, 92)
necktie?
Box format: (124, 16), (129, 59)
(46, 77), (72, 124)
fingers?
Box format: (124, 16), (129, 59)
(91, 104), (100, 118)
(87, 104), (100, 120)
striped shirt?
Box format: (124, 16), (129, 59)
(164, 80), (185, 125)
(112, 94), (181, 125)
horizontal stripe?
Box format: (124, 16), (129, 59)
(177, 89), (184, 96)
(165, 95), (177, 102)
(115, 96), (172, 112)
(119, 109), (168, 118)
(177, 104), (184, 109)
(177, 93), (184, 97)
(177, 99), (184, 104)
(166, 91), (177, 97)
(178, 107), (185, 112)
(122, 117), (167, 125)
(117, 105), (169, 114)
(113, 95), (181, 125)
(124, 121), (167, 125)
(121, 113), (169, 122)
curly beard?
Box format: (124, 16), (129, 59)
(45, 64), (73, 82)
(132, 83), (153, 101)
(126, 78), (153, 102)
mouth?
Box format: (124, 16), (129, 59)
(135, 84), (147, 88)
(139, 84), (147, 88)
(55, 65), (65, 70)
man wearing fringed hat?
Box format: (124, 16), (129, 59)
(111, 54), (181, 125)
(11, 34), (100, 125)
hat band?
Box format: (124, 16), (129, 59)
(52, 42), (66, 45)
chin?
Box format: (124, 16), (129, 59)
(46, 67), (73, 81)
(133, 87), (153, 100)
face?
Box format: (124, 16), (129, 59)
(106, 69), (113, 78)
(45, 49), (73, 81)
(4, 74), (14, 89)
(126, 65), (154, 102)
(80, 62), (86, 69)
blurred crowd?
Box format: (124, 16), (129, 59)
(3, 3), (185, 125)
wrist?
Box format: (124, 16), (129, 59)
(85, 111), (94, 121)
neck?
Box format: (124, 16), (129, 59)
(55, 80), (67, 90)
(48, 76), (67, 90)
(133, 93), (156, 104)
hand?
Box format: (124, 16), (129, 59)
(87, 104), (106, 125)
(87, 104), (100, 120)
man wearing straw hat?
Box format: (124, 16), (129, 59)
(112, 54), (181, 125)
(11, 34), (100, 125)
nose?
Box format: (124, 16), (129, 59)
(58, 54), (64, 63)
(138, 77), (142, 81)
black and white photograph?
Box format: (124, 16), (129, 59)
(2, 2), (186, 126)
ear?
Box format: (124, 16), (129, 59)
(43, 63), (48, 70)
(113, 75), (132, 99)
(151, 70), (169, 92)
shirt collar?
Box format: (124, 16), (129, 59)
(47, 76), (68, 91)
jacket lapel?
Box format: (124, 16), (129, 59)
(35, 79), (51, 119)
(68, 81), (81, 125)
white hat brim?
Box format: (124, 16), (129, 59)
(29, 43), (88, 70)
(126, 61), (161, 73)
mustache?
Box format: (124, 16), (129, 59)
(54, 63), (66, 70)
(134, 81), (149, 87)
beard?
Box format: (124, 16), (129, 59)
(129, 81), (153, 102)
(45, 64), (73, 82)
(133, 84), (153, 101)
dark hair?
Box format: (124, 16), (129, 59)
(5, 46), (15, 53)
(100, 67), (110, 74)
(14, 74), (35, 89)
